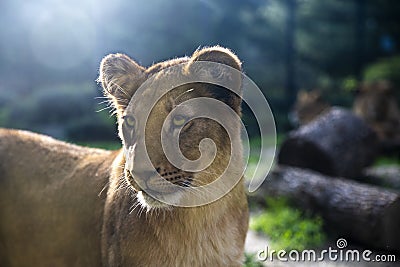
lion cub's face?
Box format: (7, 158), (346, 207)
(99, 47), (243, 209)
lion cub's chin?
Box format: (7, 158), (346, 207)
(137, 191), (182, 211)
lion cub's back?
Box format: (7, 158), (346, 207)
(0, 128), (110, 187)
(0, 128), (116, 267)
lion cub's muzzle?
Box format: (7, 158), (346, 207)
(129, 167), (194, 195)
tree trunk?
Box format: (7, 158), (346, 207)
(253, 166), (400, 252)
(278, 107), (378, 178)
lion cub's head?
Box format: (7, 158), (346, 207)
(99, 47), (244, 209)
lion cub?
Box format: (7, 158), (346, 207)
(0, 46), (249, 267)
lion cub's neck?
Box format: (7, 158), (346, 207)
(102, 151), (248, 266)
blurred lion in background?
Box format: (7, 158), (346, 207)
(353, 80), (400, 142)
(290, 89), (330, 126)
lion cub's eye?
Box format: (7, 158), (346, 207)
(124, 115), (136, 128)
(172, 115), (187, 127)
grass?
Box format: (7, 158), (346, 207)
(250, 197), (326, 251)
(243, 253), (264, 267)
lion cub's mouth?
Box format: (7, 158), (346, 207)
(125, 168), (194, 209)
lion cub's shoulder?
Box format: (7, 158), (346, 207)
(1, 128), (105, 151)
(0, 128), (112, 167)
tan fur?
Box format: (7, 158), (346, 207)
(353, 81), (400, 141)
(291, 90), (330, 126)
(0, 46), (249, 267)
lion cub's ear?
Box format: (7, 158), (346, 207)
(99, 53), (145, 116)
(187, 46), (243, 113)
(189, 46), (242, 71)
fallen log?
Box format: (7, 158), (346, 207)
(278, 107), (378, 178)
(254, 166), (400, 252)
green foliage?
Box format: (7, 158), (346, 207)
(250, 197), (326, 251)
(243, 253), (263, 267)
(364, 56), (400, 85)
(342, 76), (359, 92)
(247, 134), (285, 162)
(0, 108), (9, 127)
(374, 156), (400, 166)
(0, 82), (119, 142)
(297, 0), (358, 77)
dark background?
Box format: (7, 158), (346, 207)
(0, 0), (399, 143)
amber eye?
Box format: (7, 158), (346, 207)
(172, 115), (187, 127)
(124, 115), (135, 128)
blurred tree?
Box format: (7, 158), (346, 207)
(284, 0), (298, 111)
(296, 0), (358, 78)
